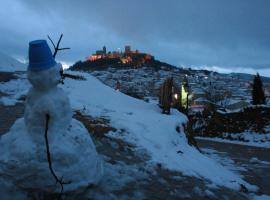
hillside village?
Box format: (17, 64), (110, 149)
(72, 46), (270, 114)
(1, 1), (270, 199)
(0, 49), (269, 199)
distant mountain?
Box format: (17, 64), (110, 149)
(0, 52), (26, 72)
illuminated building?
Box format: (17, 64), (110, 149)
(87, 45), (153, 64)
(125, 45), (131, 54)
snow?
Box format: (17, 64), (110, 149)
(196, 135), (270, 148)
(0, 73), (29, 106)
(194, 97), (210, 103)
(250, 157), (270, 165)
(24, 64), (72, 144)
(252, 195), (270, 200)
(61, 70), (257, 191)
(201, 148), (248, 173)
(0, 52), (26, 72)
(0, 70), (259, 192)
(0, 64), (103, 193)
(0, 118), (103, 192)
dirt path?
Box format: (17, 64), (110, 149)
(197, 139), (270, 196)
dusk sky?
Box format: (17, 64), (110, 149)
(0, 0), (270, 76)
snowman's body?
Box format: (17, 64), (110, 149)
(24, 64), (72, 147)
(0, 40), (103, 193)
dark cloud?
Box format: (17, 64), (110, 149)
(0, 0), (270, 71)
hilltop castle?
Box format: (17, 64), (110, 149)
(87, 45), (154, 64)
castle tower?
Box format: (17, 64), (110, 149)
(125, 45), (131, 54)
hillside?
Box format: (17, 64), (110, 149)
(0, 70), (258, 198)
(70, 59), (270, 114)
(70, 59), (193, 100)
(0, 52), (26, 72)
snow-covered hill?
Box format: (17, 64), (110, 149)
(63, 71), (257, 191)
(0, 52), (26, 72)
(0, 70), (258, 194)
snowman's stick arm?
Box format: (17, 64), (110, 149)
(44, 114), (59, 182)
(56, 34), (63, 51)
(47, 34), (70, 58)
(47, 35), (56, 49)
(58, 47), (70, 51)
(44, 114), (71, 198)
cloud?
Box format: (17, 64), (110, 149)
(0, 0), (270, 74)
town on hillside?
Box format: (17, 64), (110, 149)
(1, 1), (270, 199)
(72, 46), (270, 115)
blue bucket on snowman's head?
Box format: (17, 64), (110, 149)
(28, 40), (56, 71)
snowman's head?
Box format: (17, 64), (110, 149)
(27, 40), (62, 90)
(27, 63), (62, 90)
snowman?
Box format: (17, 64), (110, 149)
(0, 40), (103, 193)
(25, 40), (72, 150)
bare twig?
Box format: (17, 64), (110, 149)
(47, 34), (70, 58)
(62, 73), (86, 80)
(44, 114), (71, 199)
(58, 47), (70, 51)
(47, 35), (56, 49)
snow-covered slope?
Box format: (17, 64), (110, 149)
(0, 52), (26, 72)
(0, 70), (257, 191)
(63, 71), (257, 191)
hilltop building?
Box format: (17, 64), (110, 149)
(87, 45), (154, 65)
(125, 45), (131, 54)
